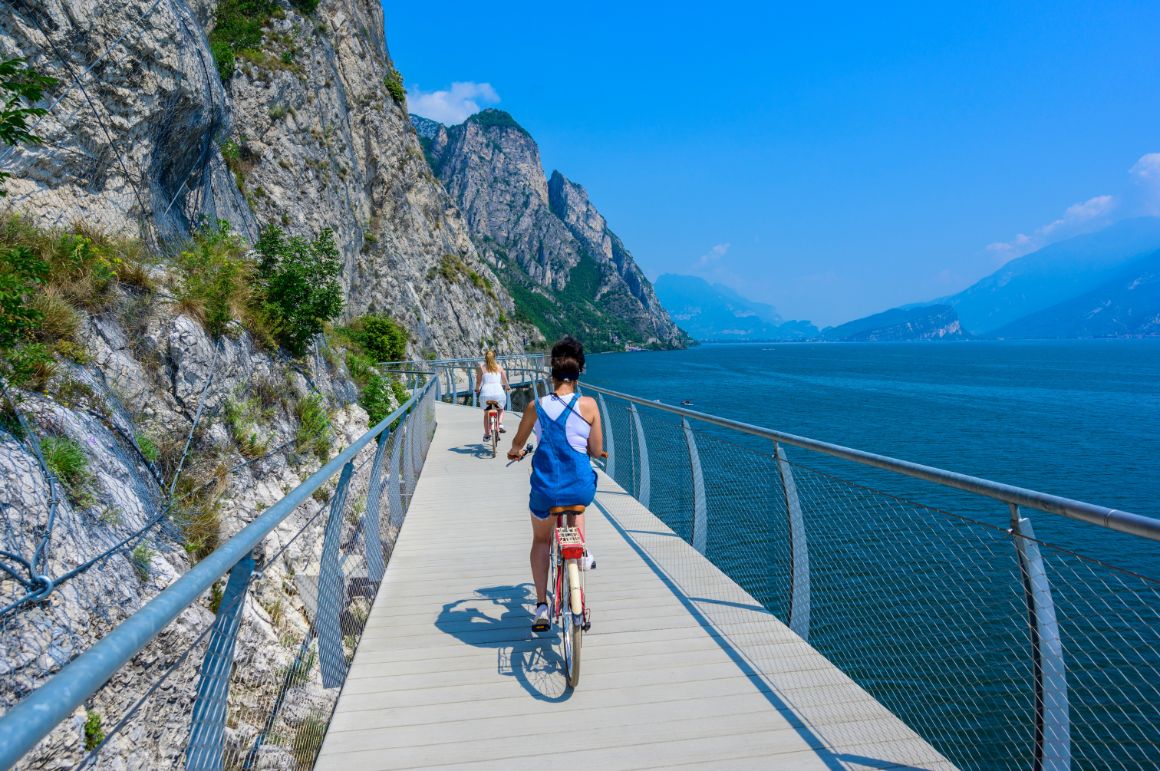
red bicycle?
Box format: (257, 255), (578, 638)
(484, 399), (502, 458)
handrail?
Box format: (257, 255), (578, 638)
(0, 381), (435, 768)
(580, 382), (1160, 542)
(499, 363), (1159, 542)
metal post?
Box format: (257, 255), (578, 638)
(597, 392), (616, 479)
(317, 462), (353, 688)
(185, 554), (254, 771)
(683, 418), (707, 554)
(403, 419), (414, 494)
(469, 366), (477, 407)
(1012, 507), (1070, 771)
(388, 428), (404, 528)
(434, 368), (442, 402)
(775, 443), (811, 640)
(629, 403), (650, 508)
(364, 433), (391, 583)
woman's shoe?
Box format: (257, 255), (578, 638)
(531, 602), (551, 632)
(498, 425), (507, 433)
(483, 433), (491, 442)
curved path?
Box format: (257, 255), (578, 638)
(316, 402), (953, 770)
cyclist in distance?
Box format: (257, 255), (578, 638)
(475, 350), (510, 442)
(507, 336), (603, 631)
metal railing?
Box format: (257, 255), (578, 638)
(0, 380), (438, 769)
(502, 363), (1159, 770)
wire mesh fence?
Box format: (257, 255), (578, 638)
(2, 382), (437, 769)
(590, 386), (1160, 771)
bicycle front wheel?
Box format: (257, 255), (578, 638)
(560, 561), (582, 688)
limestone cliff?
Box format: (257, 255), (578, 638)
(413, 110), (686, 351)
(0, 0), (533, 765)
(1, 0), (529, 356)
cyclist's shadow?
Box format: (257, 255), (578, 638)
(435, 584), (571, 702)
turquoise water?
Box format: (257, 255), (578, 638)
(584, 340), (1160, 769)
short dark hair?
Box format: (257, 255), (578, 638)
(550, 336), (585, 382)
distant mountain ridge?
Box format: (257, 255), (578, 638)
(653, 274), (818, 341)
(993, 249), (1160, 338)
(823, 305), (964, 342)
(939, 217), (1160, 335)
(411, 111), (685, 351)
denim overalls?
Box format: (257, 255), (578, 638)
(529, 395), (597, 518)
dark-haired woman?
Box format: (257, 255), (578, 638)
(507, 336), (603, 632)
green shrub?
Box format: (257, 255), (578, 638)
(295, 393), (330, 462)
(7, 343), (54, 389)
(137, 434), (160, 464)
(343, 314), (407, 363)
(254, 225), (344, 356)
(384, 65), (405, 105)
(360, 375), (392, 425)
(83, 710), (104, 752)
(173, 458), (227, 560)
(207, 0), (279, 81)
(0, 58), (58, 196)
(130, 543), (154, 580)
(175, 221), (249, 337)
(225, 396), (269, 458)
(390, 376), (409, 405)
(41, 435), (93, 507)
(0, 245), (47, 351)
(291, 0), (320, 13)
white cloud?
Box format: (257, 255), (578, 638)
(1130, 152), (1160, 215)
(407, 82), (500, 125)
(986, 194), (1117, 261)
(694, 242), (730, 269)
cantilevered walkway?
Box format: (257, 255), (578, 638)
(315, 402), (952, 770)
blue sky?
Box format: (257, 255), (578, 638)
(384, 1), (1160, 326)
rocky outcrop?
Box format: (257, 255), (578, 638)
(1, 0), (530, 357)
(823, 304), (964, 342)
(413, 110), (686, 351)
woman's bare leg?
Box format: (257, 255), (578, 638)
(530, 514), (554, 605)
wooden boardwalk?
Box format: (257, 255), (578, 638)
(316, 402), (954, 770)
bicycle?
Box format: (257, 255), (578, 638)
(483, 399), (502, 458)
(547, 504), (591, 688)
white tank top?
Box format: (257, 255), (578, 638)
(532, 395), (591, 453)
(480, 370), (503, 388)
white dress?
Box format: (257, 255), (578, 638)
(478, 370), (506, 406)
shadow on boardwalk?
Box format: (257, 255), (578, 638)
(436, 584), (572, 703)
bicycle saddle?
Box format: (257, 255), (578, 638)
(549, 505), (587, 515)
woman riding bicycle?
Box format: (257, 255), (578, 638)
(475, 350), (510, 442)
(507, 336), (603, 632)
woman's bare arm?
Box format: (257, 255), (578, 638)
(500, 367), (510, 390)
(507, 403), (538, 459)
(581, 397), (604, 458)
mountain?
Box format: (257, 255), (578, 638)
(653, 274), (819, 340)
(994, 249), (1160, 338)
(823, 305), (964, 342)
(412, 111), (686, 352)
(939, 218), (1160, 334)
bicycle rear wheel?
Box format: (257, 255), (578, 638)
(490, 413), (498, 457)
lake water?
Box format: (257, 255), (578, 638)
(583, 340), (1160, 769)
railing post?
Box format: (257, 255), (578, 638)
(682, 418), (707, 554)
(186, 553), (254, 771)
(318, 461), (354, 688)
(363, 433), (391, 583)
(469, 366), (477, 407)
(629, 403), (650, 508)
(775, 443), (810, 640)
(388, 427), (404, 528)
(596, 392), (616, 479)
(1011, 506), (1070, 771)
(403, 418), (415, 494)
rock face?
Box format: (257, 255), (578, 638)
(0, 1), (535, 767)
(413, 110), (686, 351)
(823, 304), (964, 342)
(1, 0), (530, 357)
